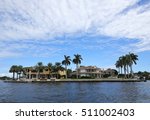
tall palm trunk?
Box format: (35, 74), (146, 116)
(76, 64), (79, 79)
(118, 67), (120, 74)
(13, 72), (15, 80)
(124, 65), (126, 78)
(29, 71), (31, 79)
(17, 72), (19, 80)
(65, 65), (67, 79)
(18, 73), (20, 79)
(126, 65), (129, 78)
(39, 71), (40, 79)
(120, 67), (123, 74)
(129, 65), (133, 77)
(36, 71), (38, 80)
(49, 71), (51, 79)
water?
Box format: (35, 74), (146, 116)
(0, 80), (150, 103)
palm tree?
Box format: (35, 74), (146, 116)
(47, 62), (53, 79)
(119, 57), (123, 74)
(35, 62), (44, 79)
(128, 53), (138, 76)
(73, 54), (83, 79)
(115, 53), (138, 79)
(53, 62), (64, 79)
(27, 67), (32, 79)
(115, 60), (120, 74)
(125, 54), (131, 78)
(62, 55), (71, 79)
(9, 65), (18, 80)
(17, 65), (23, 79)
(120, 56), (127, 78)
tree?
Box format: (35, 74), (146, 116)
(115, 60), (120, 74)
(66, 69), (72, 78)
(125, 54), (131, 78)
(47, 63), (53, 79)
(119, 57), (123, 74)
(73, 54), (83, 79)
(53, 62), (64, 79)
(121, 56), (127, 78)
(62, 55), (71, 79)
(9, 65), (18, 80)
(35, 62), (44, 79)
(17, 65), (23, 79)
(128, 52), (138, 76)
(115, 53), (138, 79)
(27, 67), (33, 79)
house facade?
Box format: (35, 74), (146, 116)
(77, 66), (103, 78)
(72, 66), (117, 78)
(23, 67), (66, 80)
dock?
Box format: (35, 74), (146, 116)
(3, 78), (147, 83)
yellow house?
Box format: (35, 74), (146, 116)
(23, 67), (66, 80)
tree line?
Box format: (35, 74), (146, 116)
(9, 54), (82, 80)
(115, 52), (138, 78)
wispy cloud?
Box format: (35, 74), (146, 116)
(0, 0), (149, 58)
(0, 40), (63, 58)
(101, 2), (150, 52)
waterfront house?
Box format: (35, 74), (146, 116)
(76, 66), (103, 78)
(23, 67), (66, 80)
(71, 66), (117, 78)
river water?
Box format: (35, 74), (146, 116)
(0, 80), (150, 103)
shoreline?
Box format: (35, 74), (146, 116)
(3, 78), (146, 83)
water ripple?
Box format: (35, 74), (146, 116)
(0, 80), (150, 103)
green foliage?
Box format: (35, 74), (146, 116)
(9, 65), (23, 80)
(103, 74), (111, 78)
(62, 55), (71, 66)
(80, 76), (93, 79)
(62, 55), (71, 79)
(114, 69), (118, 75)
(115, 52), (138, 78)
(136, 71), (150, 80)
(73, 54), (83, 65)
(67, 69), (72, 78)
(0, 76), (11, 80)
(73, 54), (83, 79)
(8, 54), (83, 79)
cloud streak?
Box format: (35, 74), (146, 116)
(0, 0), (149, 58)
(101, 2), (150, 52)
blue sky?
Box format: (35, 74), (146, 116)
(0, 0), (150, 76)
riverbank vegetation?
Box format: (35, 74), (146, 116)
(0, 76), (11, 80)
(9, 65), (23, 80)
(115, 52), (138, 78)
(9, 62), (65, 80)
(9, 54), (82, 80)
(8, 52), (150, 80)
(135, 71), (150, 80)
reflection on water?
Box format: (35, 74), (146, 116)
(0, 80), (150, 103)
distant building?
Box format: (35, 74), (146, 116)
(23, 67), (66, 80)
(72, 66), (117, 78)
(72, 66), (103, 78)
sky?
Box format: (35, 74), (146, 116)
(0, 0), (150, 76)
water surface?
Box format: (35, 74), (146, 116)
(0, 80), (150, 103)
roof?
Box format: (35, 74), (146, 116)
(79, 66), (100, 69)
